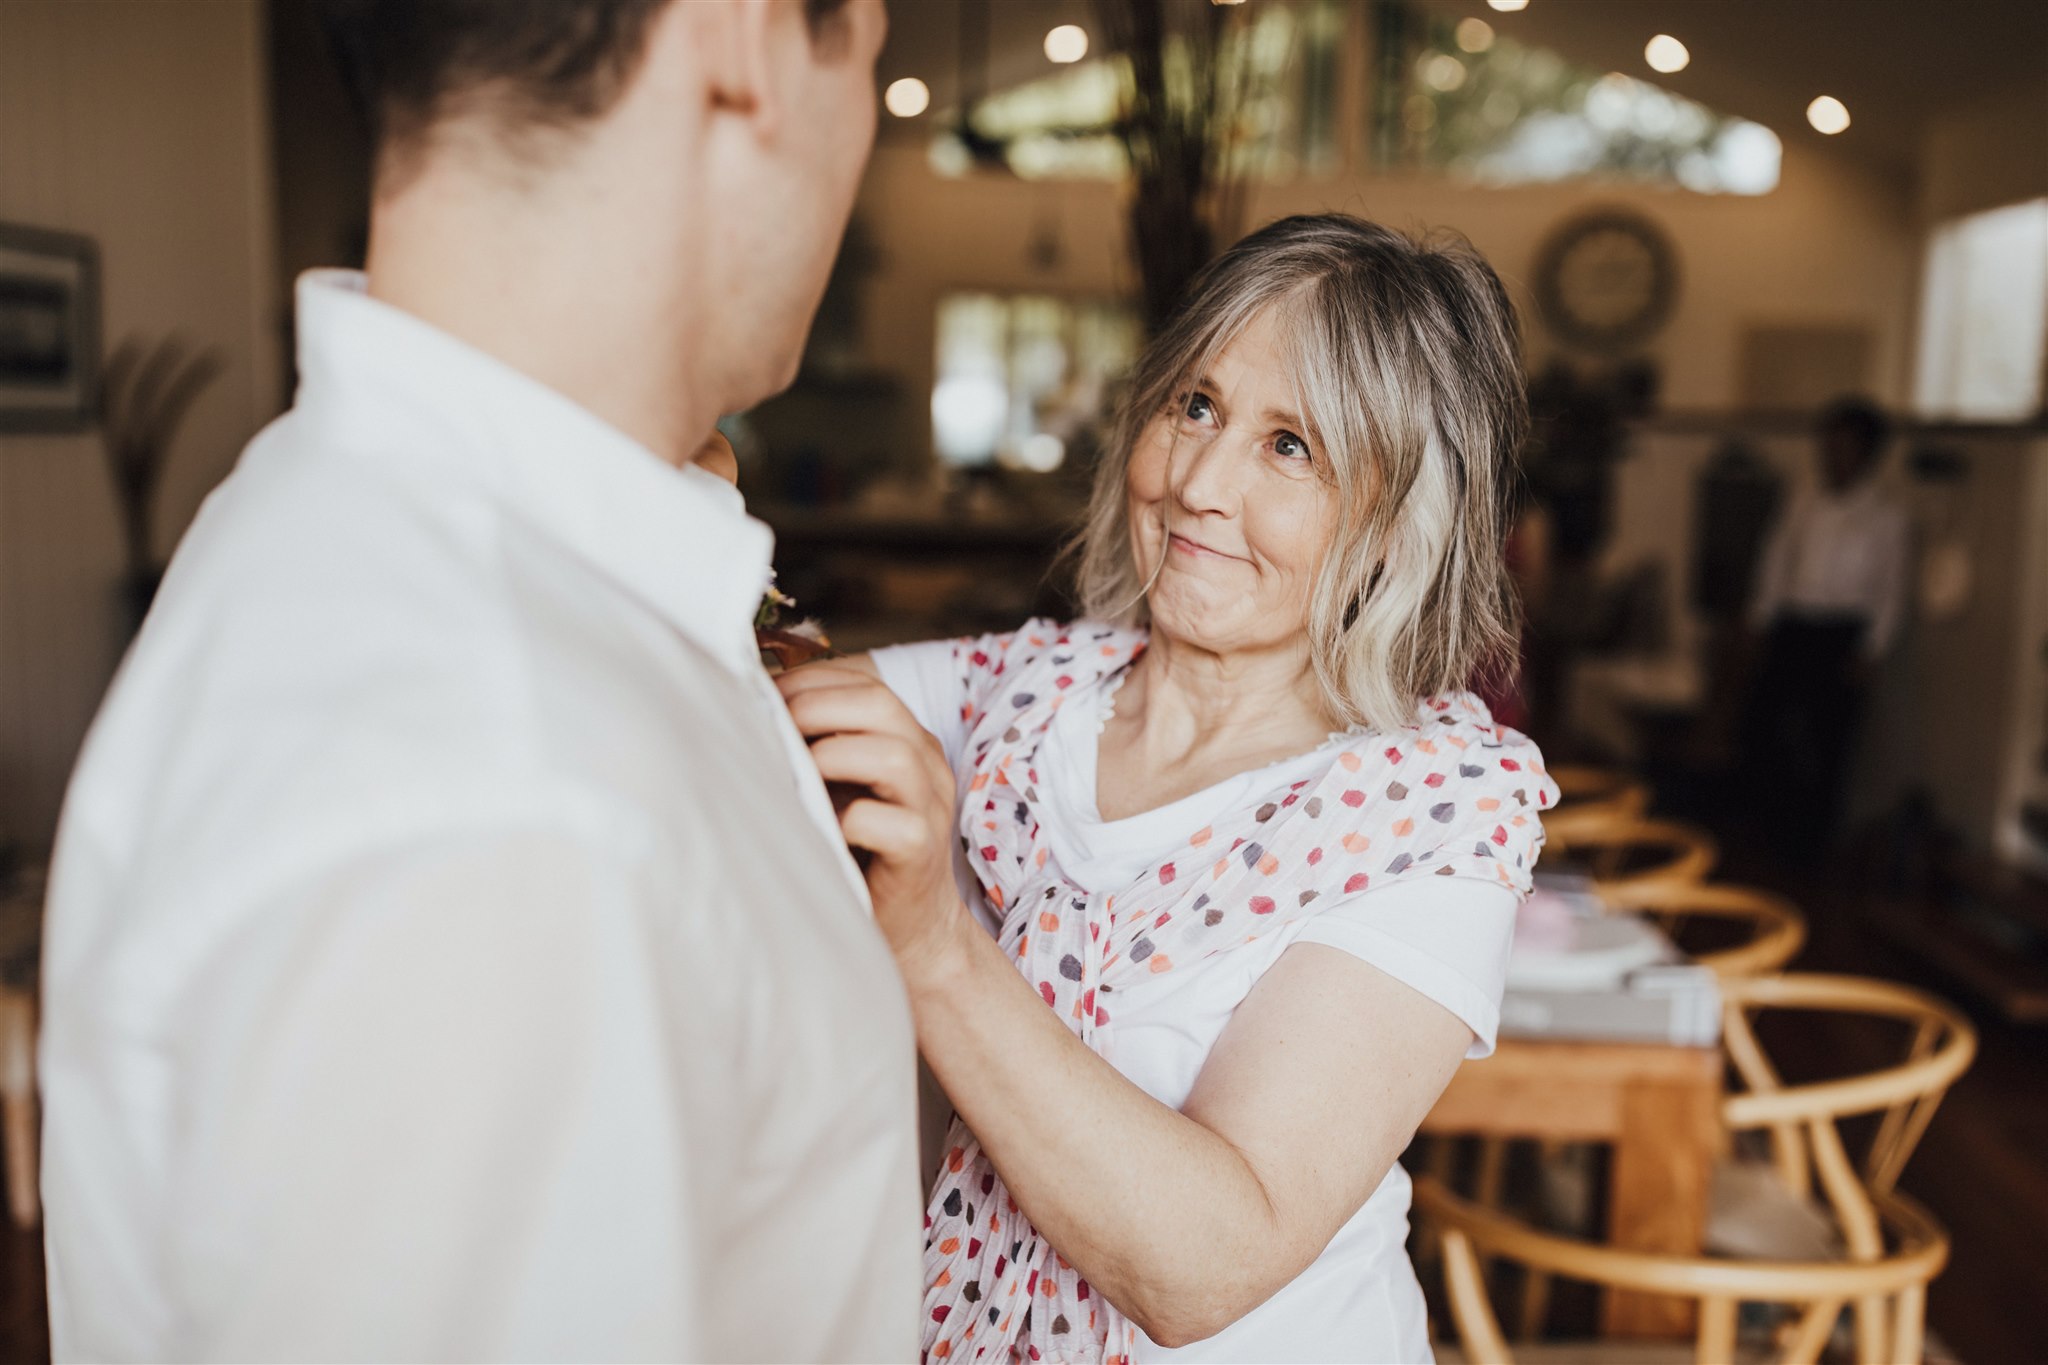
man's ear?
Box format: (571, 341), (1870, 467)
(702, 0), (784, 141)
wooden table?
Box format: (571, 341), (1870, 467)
(1419, 1036), (1723, 1337)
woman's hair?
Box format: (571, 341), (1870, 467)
(1067, 213), (1527, 733)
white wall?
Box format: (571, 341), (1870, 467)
(1846, 429), (2047, 855)
(1993, 433), (2048, 868)
(0, 0), (280, 847)
(1919, 75), (2048, 225)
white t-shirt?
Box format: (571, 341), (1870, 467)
(875, 640), (1519, 1363)
(40, 272), (921, 1362)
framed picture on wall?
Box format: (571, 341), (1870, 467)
(0, 222), (100, 434)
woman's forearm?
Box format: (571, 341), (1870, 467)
(907, 915), (1303, 1346)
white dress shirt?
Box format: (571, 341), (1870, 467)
(1750, 478), (1911, 658)
(40, 271), (921, 1363)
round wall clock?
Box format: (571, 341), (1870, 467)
(1532, 208), (1679, 354)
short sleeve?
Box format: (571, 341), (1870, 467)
(870, 618), (1062, 777)
(1293, 877), (1518, 1058)
(1399, 702), (1558, 899)
(871, 639), (975, 776)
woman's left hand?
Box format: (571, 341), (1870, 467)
(776, 665), (968, 982)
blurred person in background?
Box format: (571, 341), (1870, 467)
(37, 1), (921, 1360)
(780, 215), (1556, 1363)
(1743, 395), (1910, 853)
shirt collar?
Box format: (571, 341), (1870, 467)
(290, 269), (771, 677)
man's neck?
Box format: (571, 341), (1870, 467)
(363, 163), (713, 468)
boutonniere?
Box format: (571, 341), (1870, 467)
(755, 575), (834, 671)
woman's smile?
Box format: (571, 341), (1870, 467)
(1168, 531), (1246, 563)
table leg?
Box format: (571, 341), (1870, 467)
(1602, 1077), (1718, 1336)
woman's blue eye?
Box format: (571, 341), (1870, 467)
(1182, 393), (1215, 422)
(1275, 431), (1311, 461)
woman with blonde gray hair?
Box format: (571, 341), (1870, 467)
(780, 213), (1556, 1362)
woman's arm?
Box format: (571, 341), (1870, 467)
(914, 927), (1470, 1346)
(775, 665), (1475, 1347)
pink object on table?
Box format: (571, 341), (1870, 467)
(1514, 888), (1583, 953)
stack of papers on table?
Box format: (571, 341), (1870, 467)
(1500, 876), (1721, 1046)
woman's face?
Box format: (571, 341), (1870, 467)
(1126, 307), (1341, 659)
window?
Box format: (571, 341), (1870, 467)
(928, 1), (1344, 182)
(1370, 1), (1779, 195)
(932, 293), (1139, 469)
(1913, 198), (2048, 423)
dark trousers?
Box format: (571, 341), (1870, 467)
(1742, 615), (1869, 853)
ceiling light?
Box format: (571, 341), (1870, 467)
(1043, 24), (1089, 64)
(884, 77), (930, 119)
(1644, 35), (1689, 74)
(1455, 17), (1495, 52)
(1806, 95), (1850, 135)
(1421, 53), (1468, 92)
(1487, 0), (1529, 12)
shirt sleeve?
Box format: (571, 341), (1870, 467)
(870, 619), (1059, 776)
(1293, 878), (1519, 1059)
(871, 638), (978, 777)
(1390, 702), (1557, 900)
(176, 810), (728, 1362)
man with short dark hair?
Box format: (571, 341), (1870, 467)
(39, 3), (915, 1359)
(1745, 395), (1911, 850)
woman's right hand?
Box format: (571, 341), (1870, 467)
(775, 664), (972, 985)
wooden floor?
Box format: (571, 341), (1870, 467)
(0, 835), (2040, 1362)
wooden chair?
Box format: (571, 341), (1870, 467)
(1713, 974), (1975, 1362)
(1545, 817), (1719, 902)
(1418, 1174), (1951, 1365)
(1602, 882), (1807, 979)
(1542, 765), (1652, 846)
(1495, 972), (1974, 1355)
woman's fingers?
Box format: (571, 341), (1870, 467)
(839, 797), (934, 865)
(774, 663), (877, 699)
(781, 672), (955, 826)
(780, 670), (931, 745)
(777, 669), (962, 956)
(808, 732), (931, 806)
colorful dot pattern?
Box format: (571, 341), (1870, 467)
(921, 618), (1556, 1363)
